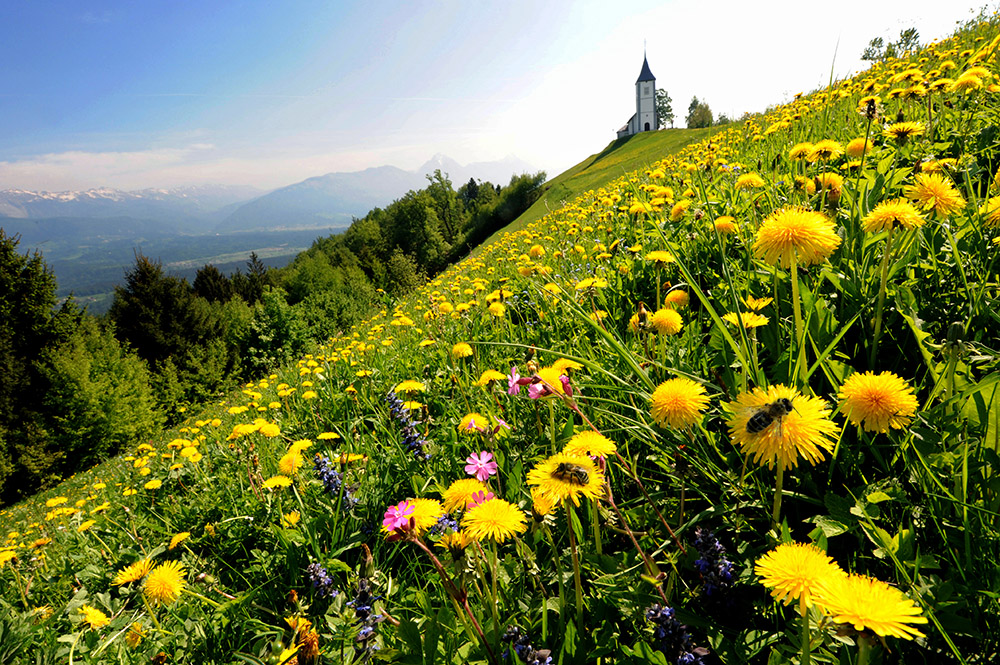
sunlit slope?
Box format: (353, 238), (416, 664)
(479, 127), (711, 247)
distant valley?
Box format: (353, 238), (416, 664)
(0, 154), (536, 312)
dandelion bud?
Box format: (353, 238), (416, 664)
(864, 98), (877, 121)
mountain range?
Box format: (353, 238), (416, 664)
(1, 153), (537, 237)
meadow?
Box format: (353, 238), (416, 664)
(3, 14), (1000, 665)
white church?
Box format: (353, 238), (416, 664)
(616, 54), (658, 139)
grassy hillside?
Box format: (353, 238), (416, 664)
(481, 127), (711, 245)
(4, 13), (1000, 665)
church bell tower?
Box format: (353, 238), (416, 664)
(635, 54), (657, 133)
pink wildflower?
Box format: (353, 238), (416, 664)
(469, 490), (496, 507)
(507, 366), (522, 395)
(382, 500), (415, 532)
(465, 451), (499, 481)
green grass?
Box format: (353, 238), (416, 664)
(478, 127), (711, 249)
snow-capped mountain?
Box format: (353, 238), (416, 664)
(0, 184), (261, 222)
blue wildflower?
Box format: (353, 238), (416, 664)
(502, 626), (552, 665)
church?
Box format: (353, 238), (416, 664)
(616, 54), (657, 139)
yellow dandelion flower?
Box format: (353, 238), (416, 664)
(461, 498), (528, 543)
(551, 358), (583, 375)
(650, 377), (710, 428)
(884, 121), (925, 144)
(838, 371), (919, 433)
(563, 431), (617, 458)
(143, 479), (162, 491)
(814, 574), (928, 640)
(788, 143), (814, 161)
(809, 140), (844, 162)
(441, 478), (488, 512)
(45, 497), (67, 508)
(574, 277), (608, 291)
(735, 173), (766, 189)
(408, 498), (445, 535)
(753, 207), (841, 268)
(663, 290), (689, 309)
(744, 296), (773, 311)
(645, 250), (674, 265)
(488, 302), (506, 318)
(458, 412), (487, 433)
(904, 172), (966, 217)
(278, 452), (304, 476)
(726, 384), (839, 470)
(534, 366), (566, 395)
(712, 216), (738, 234)
(125, 622), (146, 648)
(814, 172), (844, 204)
(722, 311), (770, 328)
(436, 531), (474, 554)
(169, 532), (191, 550)
(451, 342), (473, 360)
(114, 558), (154, 585)
(844, 138), (873, 158)
(144, 560), (186, 606)
(670, 199), (691, 221)
(527, 454), (604, 508)
(282, 511), (301, 528)
(474, 369), (507, 387)
(530, 486), (557, 516)
(862, 199), (925, 232)
(792, 176), (816, 196)
(649, 308), (683, 335)
(978, 196), (1000, 227)
(394, 380), (425, 393)
(755, 542), (846, 611)
(263, 475), (293, 489)
(79, 604), (110, 630)
(77, 520), (96, 532)
(950, 72), (984, 93)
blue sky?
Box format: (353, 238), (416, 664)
(0, 0), (993, 190)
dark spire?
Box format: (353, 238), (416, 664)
(636, 54), (655, 83)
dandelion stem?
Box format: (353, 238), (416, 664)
(548, 400), (557, 452)
(800, 604), (812, 665)
(856, 633), (873, 665)
(591, 496), (603, 555)
(410, 536), (500, 665)
(141, 592), (162, 632)
(772, 463), (785, 526)
(870, 226), (895, 368)
(565, 502), (585, 618)
(790, 253), (806, 387)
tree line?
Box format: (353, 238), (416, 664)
(0, 170), (544, 503)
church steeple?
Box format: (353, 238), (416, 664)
(636, 54), (655, 84)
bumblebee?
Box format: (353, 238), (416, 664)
(552, 462), (590, 486)
(746, 398), (793, 436)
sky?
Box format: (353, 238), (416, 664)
(0, 0), (994, 192)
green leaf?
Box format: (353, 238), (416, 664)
(865, 491), (893, 504)
(397, 618), (423, 656)
(810, 515), (850, 537)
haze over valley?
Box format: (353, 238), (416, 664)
(1, 154), (534, 310)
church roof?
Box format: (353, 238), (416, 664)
(636, 55), (655, 83)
